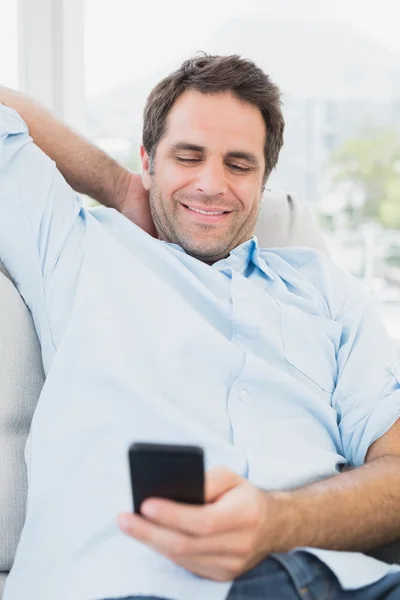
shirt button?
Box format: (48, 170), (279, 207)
(239, 390), (248, 402)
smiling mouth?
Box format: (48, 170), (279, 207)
(181, 203), (230, 216)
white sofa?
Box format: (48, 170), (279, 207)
(0, 190), (399, 596)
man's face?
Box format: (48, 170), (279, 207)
(141, 90), (266, 263)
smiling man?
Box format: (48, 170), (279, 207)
(1, 54), (400, 600)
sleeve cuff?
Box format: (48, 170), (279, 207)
(352, 387), (400, 466)
(0, 104), (28, 136)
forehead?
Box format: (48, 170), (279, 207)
(162, 90), (266, 156)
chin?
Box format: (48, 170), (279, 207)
(181, 242), (229, 263)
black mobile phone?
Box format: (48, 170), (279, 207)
(128, 442), (205, 515)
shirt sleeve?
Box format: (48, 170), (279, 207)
(323, 257), (400, 467)
(0, 104), (84, 363)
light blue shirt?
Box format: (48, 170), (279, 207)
(1, 104), (400, 600)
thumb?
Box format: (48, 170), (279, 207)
(205, 467), (242, 503)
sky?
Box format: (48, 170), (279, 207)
(1, 0), (400, 96)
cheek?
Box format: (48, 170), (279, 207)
(160, 169), (195, 201)
(238, 189), (261, 217)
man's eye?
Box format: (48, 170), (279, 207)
(229, 164), (250, 173)
(177, 157), (200, 164)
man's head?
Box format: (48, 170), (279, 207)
(141, 54), (284, 263)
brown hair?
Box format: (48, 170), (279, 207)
(142, 53), (285, 185)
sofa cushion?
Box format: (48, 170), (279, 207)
(0, 262), (44, 571)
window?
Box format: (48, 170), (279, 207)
(0, 0), (19, 89)
(85, 0), (400, 339)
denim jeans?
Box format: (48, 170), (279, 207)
(104, 551), (400, 600)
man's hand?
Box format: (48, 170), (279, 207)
(117, 467), (282, 582)
(119, 172), (157, 238)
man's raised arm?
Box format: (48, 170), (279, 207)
(0, 86), (154, 234)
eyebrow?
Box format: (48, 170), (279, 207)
(226, 151), (260, 167)
(170, 142), (205, 153)
(170, 142), (260, 167)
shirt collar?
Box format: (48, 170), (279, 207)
(213, 236), (275, 280)
(159, 236), (275, 280)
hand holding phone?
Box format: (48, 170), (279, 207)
(128, 442), (205, 515)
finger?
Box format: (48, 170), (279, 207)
(180, 529), (252, 557)
(165, 548), (250, 582)
(117, 512), (246, 567)
(141, 484), (245, 537)
(140, 498), (211, 535)
(116, 512), (256, 583)
(117, 512), (248, 561)
(116, 512), (193, 558)
(206, 467), (242, 503)
(142, 477), (257, 541)
(141, 497), (240, 537)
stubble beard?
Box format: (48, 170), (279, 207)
(149, 179), (260, 263)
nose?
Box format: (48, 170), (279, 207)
(195, 159), (228, 197)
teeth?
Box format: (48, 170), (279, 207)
(187, 206), (225, 215)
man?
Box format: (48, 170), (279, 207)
(1, 54), (400, 600)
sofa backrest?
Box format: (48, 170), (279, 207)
(255, 189), (329, 253)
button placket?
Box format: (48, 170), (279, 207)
(231, 272), (259, 354)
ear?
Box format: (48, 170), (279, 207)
(140, 146), (151, 191)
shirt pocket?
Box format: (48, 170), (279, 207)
(280, 304), (342, 393)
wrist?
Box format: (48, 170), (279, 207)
(263, 490), (304, 553)
(107, 166), (133, 212)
